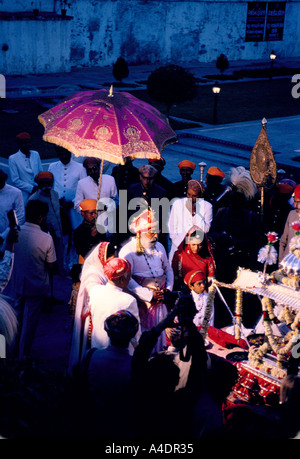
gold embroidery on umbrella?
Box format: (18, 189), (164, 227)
(67, 117), (84, 131)
(93, 125), (113, 141)
(123, 126), (141, 142)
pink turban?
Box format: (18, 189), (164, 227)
(103, 257), (131, 281)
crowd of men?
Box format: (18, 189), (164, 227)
(1, 131), (300, 439)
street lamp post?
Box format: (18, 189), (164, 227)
(269, 50), (276, 81)
(212, 82), (221, 124)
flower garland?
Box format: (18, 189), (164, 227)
(249, 297), (300, 370)
(277, 305), (294, 327)
(248, 297), (300, 378)
(249, 342), (270, 368)
(234, 288), (243, 340)
(248, 344), (287, 380)
(200, 282), (216, 340)
(261, 297), (300, 361)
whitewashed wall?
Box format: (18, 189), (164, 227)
(0, 17), (72, 74)
(0, 0), (299, 74)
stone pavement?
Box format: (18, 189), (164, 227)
(3, 57), (300, 181)
(30, 274), (74, 374)
(4, 57), (300, 93)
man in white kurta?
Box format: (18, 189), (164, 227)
(11, 200), (57, 359)
(8, 132), (43, 205)
(74, 159), (118, 212)
(68, 241), (154, 373)
(119, 208), (174, 352)
(168, 179), (213, 264)
(0, 169), (25, 248)
(48, 146), (86, 230)
(89, 257), (140, 350)
(74, 158), (118, 237)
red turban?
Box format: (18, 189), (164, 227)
(184, 270), (205, 286)
(103, 257), (131, 281)
(34, 171), (53, 182)
(178, 160), (196, 170)
(16, 132), (31, 140)
(187, 179), (205, 195)
(277, 183), (294, 195)
(98, 241), (110, 266)
(148, 157), (166, 166)
(280, 178), (296, 189)
(294, 184), (300, 199)
(207, 166), (225, 178)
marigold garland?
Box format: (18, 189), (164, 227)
(248, 344), (287, 380)
(261, 297), (300, 358)
(248, 297), (300, 377)
(200, 283), (216, 340)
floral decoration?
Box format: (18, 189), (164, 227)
(291, 221), (300, 235)
(200, 283), (215, 340)
(266, 231), (279, 245)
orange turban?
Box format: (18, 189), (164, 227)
(178, 160), (196, 170)
(103, 257), (131, 281)
(184, 270), (205, 286)
(79, 199), (97, 211)
(34, 171), (53, 182)
(207, 166), (225, 178)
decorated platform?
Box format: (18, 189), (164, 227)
(199, 261), (300, 407)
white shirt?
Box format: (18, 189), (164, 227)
(48, 159), (86, 202)
(8, 150), (43, 204)
(192, 290), (214, 327)
(0, 251), (14, 293)
(80, 242), (155, 303)
(74, 175), (119, 213)
(0, 184), (25, 239)
(168, 197), (213, 263)
(119, 237), (174, 291)
(89, 282), (140, 350)
(12, 222), (57, 297)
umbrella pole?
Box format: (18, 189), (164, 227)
(260, 186), (264, 225)
(97, 158), (104, 201)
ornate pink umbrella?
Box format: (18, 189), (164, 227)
(38, 86), (177, 165)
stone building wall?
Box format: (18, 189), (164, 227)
(0, 0), (299, 74)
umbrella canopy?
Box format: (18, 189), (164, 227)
(38, 86), (177, 165)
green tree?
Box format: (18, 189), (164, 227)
(147, 64), (198, 117)
(112, 57), (129, 83)
(216, 54), (229, 74)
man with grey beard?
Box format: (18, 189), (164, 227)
(119, 208), (173, 353)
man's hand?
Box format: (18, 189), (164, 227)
(151, 289), (164, 303)
(5, 228), (19, 252)
(60, 198), (73, 210)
